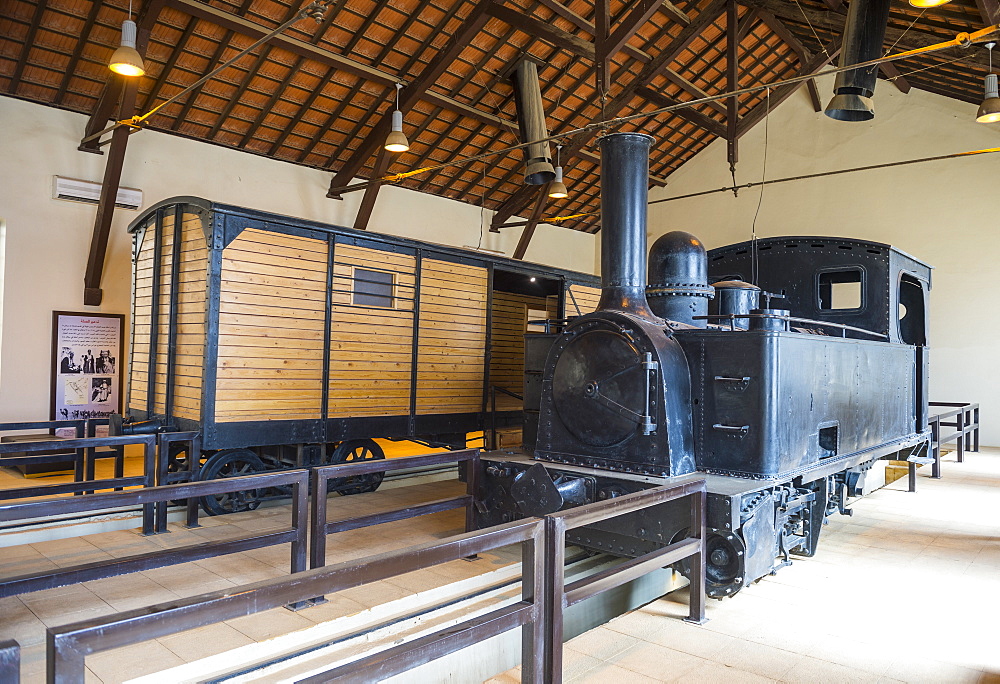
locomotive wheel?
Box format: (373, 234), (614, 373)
(329, 439), (385, 495)
(199, 449), (267, 516)
(670, 528), (746, 599)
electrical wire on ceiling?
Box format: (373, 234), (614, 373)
(326, 22), (1000, 198)
(501, 144), (1000, 227)
(750, 86), (770, 286)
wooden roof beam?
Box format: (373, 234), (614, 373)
(487, 2), (595, 59)
(84, 80), (139, 306)
(660, 70), (729, 115)
(513, 185), (551, 259)
(490, 0), (728, 228)
(744, 0), (994, 70)
(976, 0), (1000, 25)
(879, 61), (912, 94)
(79, 0), (169, 153)
(353, 148), (393, 231)
(325, 2), (494, 197)
(737, 38), (841, 137)
(755, 10), (824, 110)
(636, 86), (727, 137)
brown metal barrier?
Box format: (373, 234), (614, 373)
(929, 402), (981, 478)
(45, 518), (546, 684)
(0, 430), (158, 532)
(543, 477), (708, 681)
(153, 431), (202, 533)
(310, 448), (479, 570)
(0, 469), (309, 599)
(0, 419), (116, 491)
(0, 639), (19, 684)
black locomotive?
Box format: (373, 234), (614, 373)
(476, 132), (932, 598)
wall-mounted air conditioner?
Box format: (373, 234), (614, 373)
(52, 176), (143, 210)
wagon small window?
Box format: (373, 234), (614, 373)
(818, 268), (863, 310)
(353, 267), (394, 308)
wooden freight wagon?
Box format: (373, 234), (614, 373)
(124, 197), (599, 512)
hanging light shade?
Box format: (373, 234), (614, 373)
(977, 44), (1000, 123)
(908, 0), (951, 7)
(109, 19), (145, 77)
(977, 74), (1000, 123)
(548, 146), (568, 198)
(824, 0), (889, 121)
(549, 168), (568, 198)
(384, 83), (410, 152)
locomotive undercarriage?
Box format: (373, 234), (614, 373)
(477, 436), (927, 598)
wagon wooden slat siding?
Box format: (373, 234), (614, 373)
(126, 197), (600, 451)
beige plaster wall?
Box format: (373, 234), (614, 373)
(0, 96), (596, 424)
(647, 72), (999, 445)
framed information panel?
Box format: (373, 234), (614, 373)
(50, 311), (125, 423)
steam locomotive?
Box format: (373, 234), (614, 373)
(475, 132), (932, 598)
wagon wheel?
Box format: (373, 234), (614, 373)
(199, 448), (267, 516)
(329, 439), (385, 495)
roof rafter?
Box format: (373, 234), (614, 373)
(737, 38), (842, 137)
(490, 0), (730, 228)
(325, 1), (495, 197)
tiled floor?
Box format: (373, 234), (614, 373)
(491, 447), (1000, 683)
(3, 448), (999, 682)
(0, 478), (519, 682)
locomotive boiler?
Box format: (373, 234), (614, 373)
(476, 132), (931, 598)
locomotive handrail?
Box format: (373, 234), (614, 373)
(693, 313), (888, 339)
(45, 517), (546, 684)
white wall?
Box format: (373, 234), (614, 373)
(647, 73), (1000, 445)
(0, 96), (596, 424)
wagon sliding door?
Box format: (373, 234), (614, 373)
(415, 258), (488, 431)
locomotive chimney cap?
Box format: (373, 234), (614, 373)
(712, 279), (761, 290)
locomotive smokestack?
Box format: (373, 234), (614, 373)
(597, 132), (655, 316)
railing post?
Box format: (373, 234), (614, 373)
(521, 520), (545, 684)
(908, 461), (917, 493)
(310, 469), (329, 571)
(291, 472), (309, 575)
(0, 639), (19, 683)
(141, 435), (156, 535)
(685, 486), (707, 624)
(186, 434), (202, 528)
(973, 406), (980, 452)
(155, 434), (169, 534)
(964, 407), (973, 453)
(956, 410), (965, 463)
(931, 417), (941, 479)
(465, 451), (480, 534)
(543, 515), (566, 684)
(47, 632), (86, 684)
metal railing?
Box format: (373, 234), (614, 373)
(543, 478), (707, 680)
(46, 518), (546, 684)
(310, 449), (479, 571)
(0, 639), (18, 683)
(0, 419), (129, 495)
(929, 402), (980, 478)
(0, 429), (158, 533)
(153, 431), (201, 533)
(0, 469), (308, 599)
(41, 476), (708, 683)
